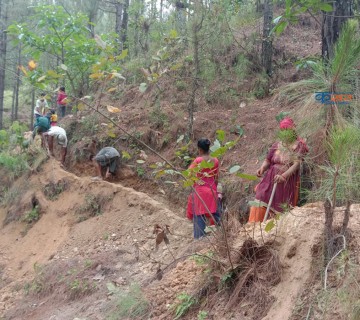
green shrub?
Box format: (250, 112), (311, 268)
(0, 153), (30, 179)
(22, 206), (40, 224)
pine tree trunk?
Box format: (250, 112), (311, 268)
(11, 75), (16, 121)
(30, 90), (35, 130)
(262, 0), (273, 76)
(14, 44), (21, 120)
(121, 0), (129, 48)
(0, 0), (8, 130)
(115, 1), (124, 53)
(324, 198), (334, 261)
(186, 0), (202, 141)
(321, 0), (353, 60)
(341, 200), (351, 234)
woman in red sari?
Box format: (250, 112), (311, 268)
(248, 118), (308, 222)
(186, 138), (220, 238)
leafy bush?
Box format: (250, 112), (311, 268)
(0, 152), (29, 179)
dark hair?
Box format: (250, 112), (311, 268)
(197, 138), (211, 153)
(60, 87), (65, 92)
(40, 93), (46, 97)
(89, 154), (95, 161)
(50, 109), (56, 114)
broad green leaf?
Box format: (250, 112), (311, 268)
(149, 164), (158, 169)
(177, 135), (184, 143)
(248, 200), (269, 207)
(273, 16), (282, 24)
(274, 21), (288, 36)
(183, 179), (194, 187)
(318, 3), (333, 12)
(117, 49), (128, 60)
(199, 160), (215, 169)
(236, 173), (258, 180)
(46, 69), (61, 78)
(107, 87), (117, 93)
(111, 72), (125, 80)
(107, 131), (116, 138)
(169, 29), (178, 38)
(210, 146), (227, 158)
(265, 220), (275, 232)
(37, 75), (46, 82)
(136, 160), (145, 164)
(152, 56), (161, 61)
(210, 139), (221, 152)
(60, 64), (68, 71)
(139, 83), (147, 93)
(229, 165), (241, 174)
(90, 73), (103, 79)
(216, 130), (225, 142)
(122, 151), (131, 160)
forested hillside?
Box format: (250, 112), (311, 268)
(0, 0), (360, 319)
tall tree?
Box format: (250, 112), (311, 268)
(322, 0), (353, 60)
(262, 0), (273, 76)
(0, 0), (8, 129)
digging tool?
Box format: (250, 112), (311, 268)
(262, 182), (277, 223)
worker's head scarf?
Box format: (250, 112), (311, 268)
(279, 117), (296, 130)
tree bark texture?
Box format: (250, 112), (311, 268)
(186, 1), (202, 141)
(115, 1), (124, 53)
(324, 198), (334, 261)
(121, 0), (129, 48)
(341, 200), (351, 235)
(321, 0), (354, 60)
(14, 44), (21, 120)
(30, 90), (35, 130)
(262, 0), (273, 76)
(0, 0), (8, 130)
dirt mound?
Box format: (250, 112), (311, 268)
(142, 204), (325, 320)
(0, 158), (192, 319)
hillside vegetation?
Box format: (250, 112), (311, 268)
(1, 0), (360, 319)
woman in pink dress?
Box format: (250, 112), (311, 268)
(186, 139), (220, 238)
(248, 118), (309, 222)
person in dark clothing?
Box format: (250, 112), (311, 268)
(90, 147), (121, 181)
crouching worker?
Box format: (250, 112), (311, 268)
(32, 114), (51, 149)
(90, 147), (120, 181)
(43, 126), (68, 165)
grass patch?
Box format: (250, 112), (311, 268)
(44, 179), (68, 200)
(24, 259), (98, 300)
(76, 193), (112, 222)
(22, 206), (40, 224)
(108, 284), (150, 320)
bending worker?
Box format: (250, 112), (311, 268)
(43, 126), (68, 165)
(90, 147), (120, 181)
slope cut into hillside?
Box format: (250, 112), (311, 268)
(0, 159), (193, 319)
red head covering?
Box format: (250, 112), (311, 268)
(279, 117), (296, 130)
